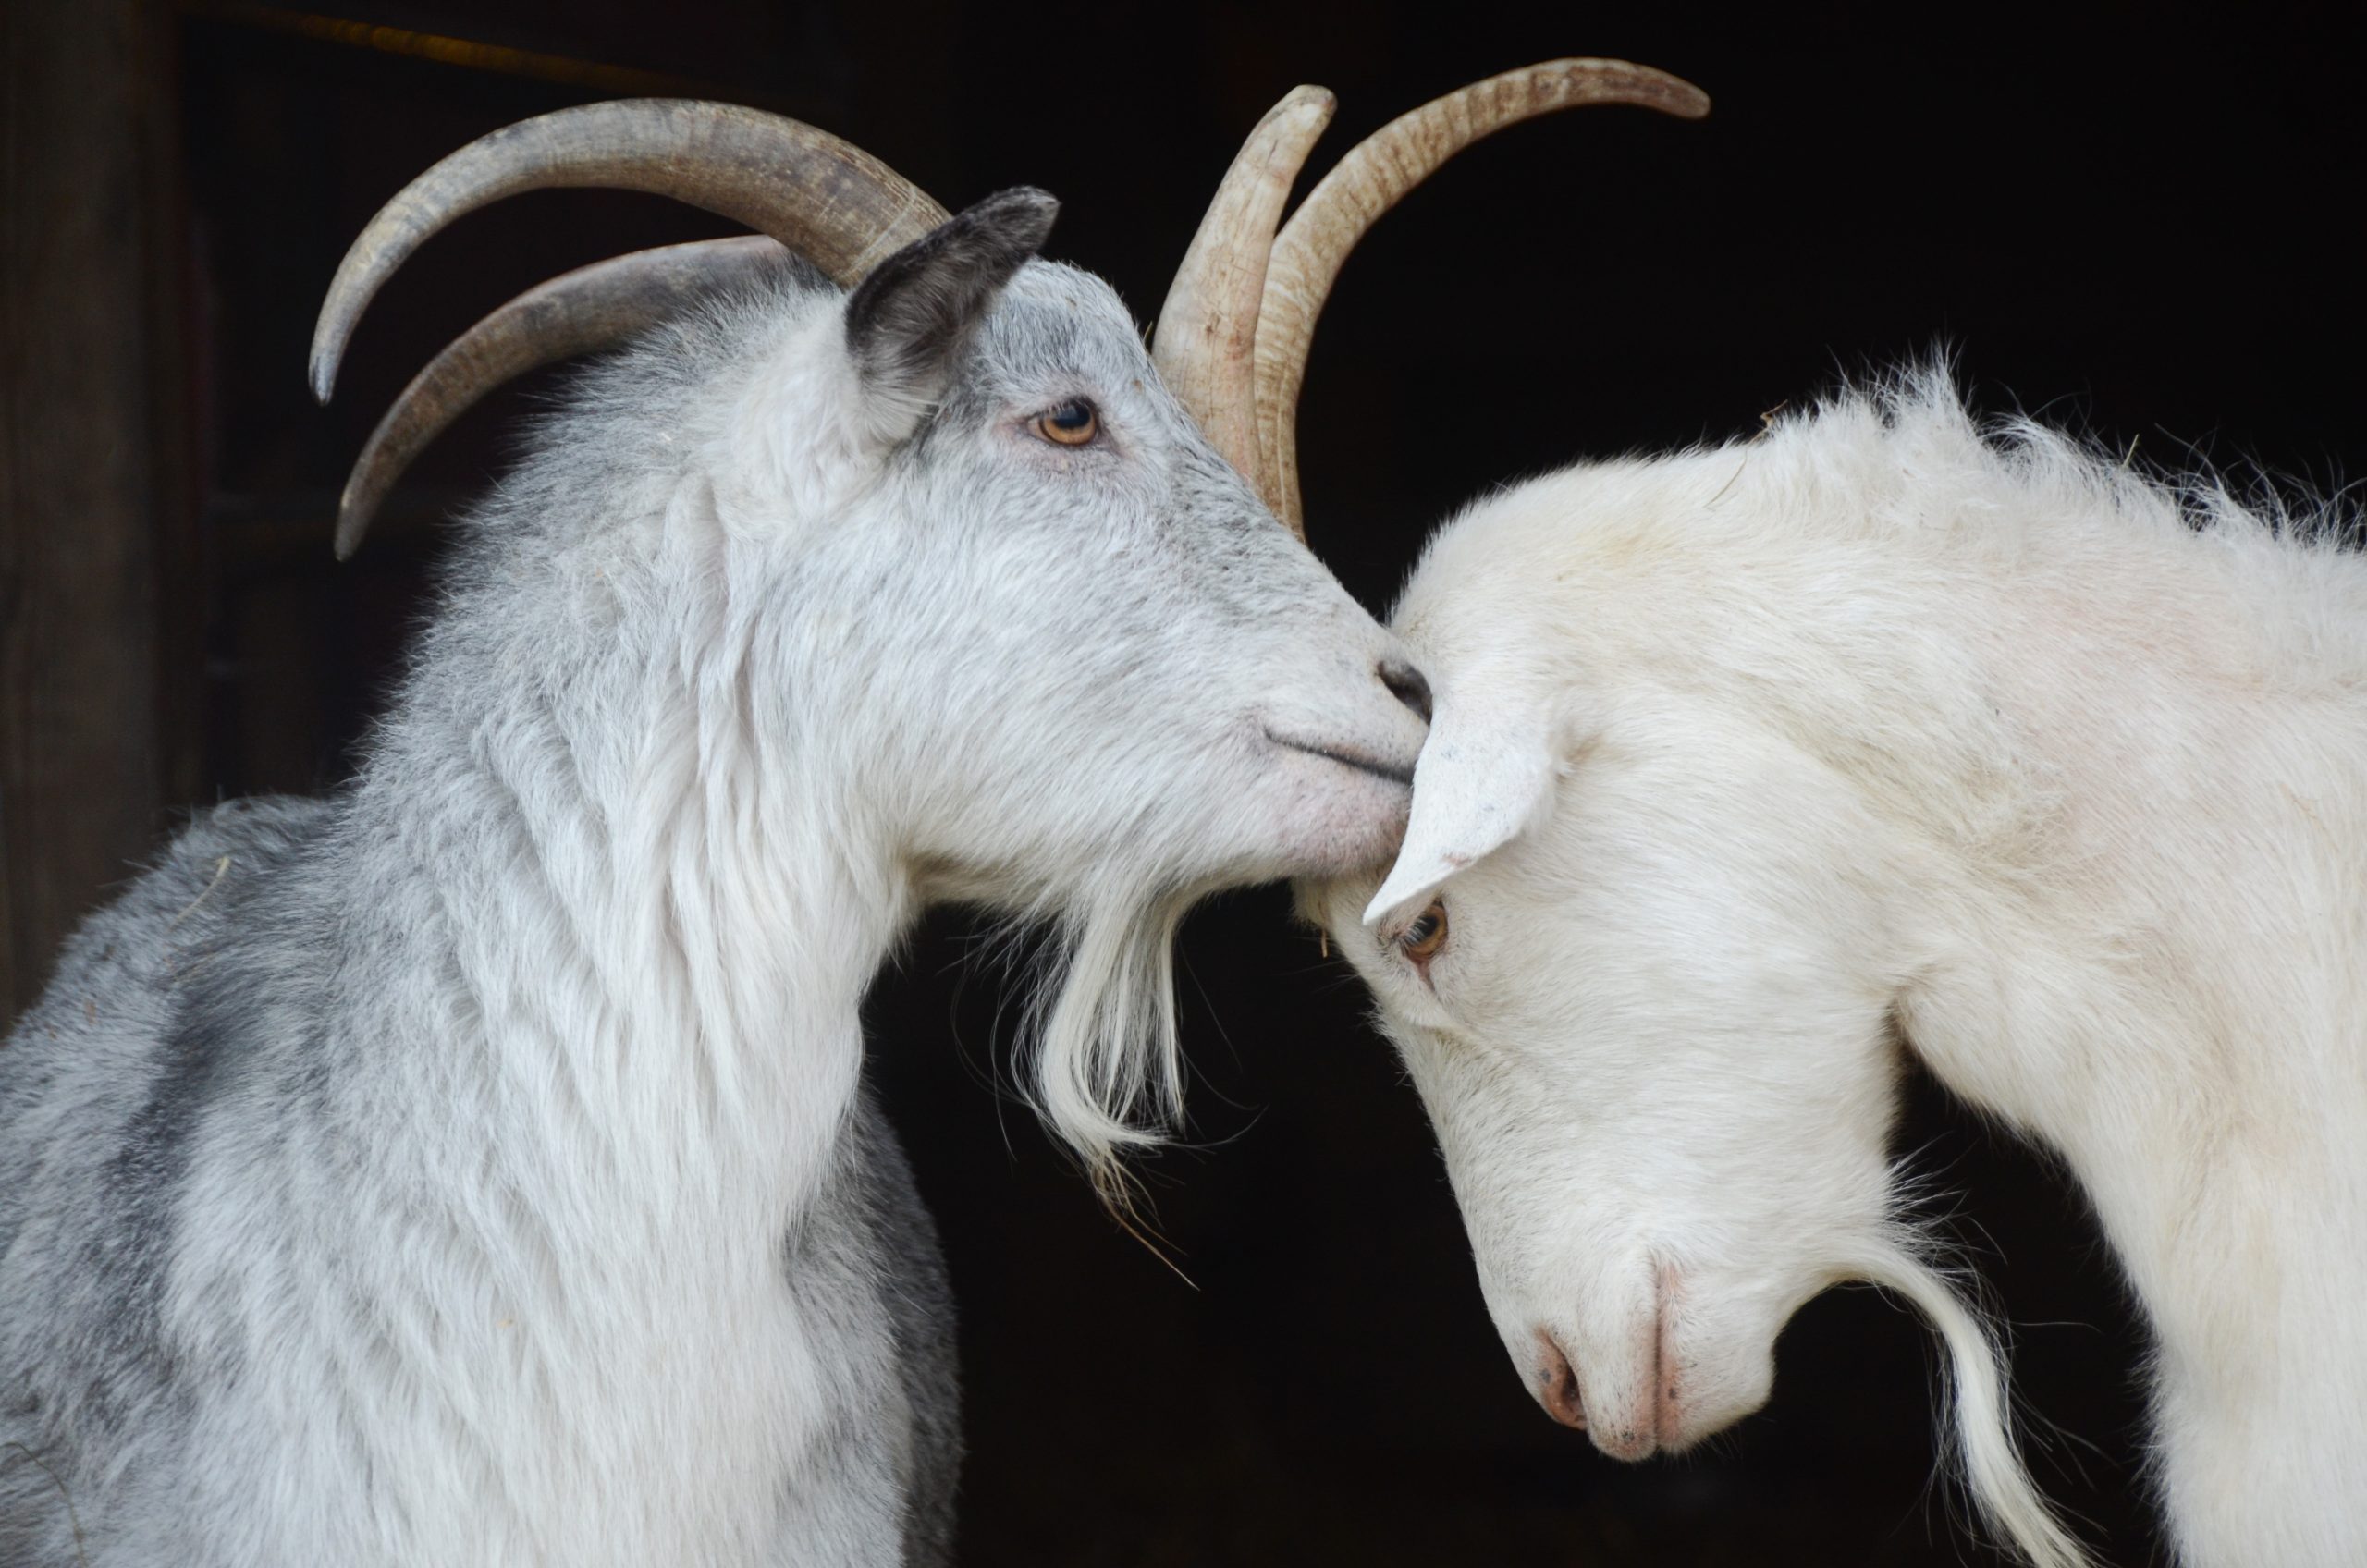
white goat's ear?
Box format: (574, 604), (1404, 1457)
(1363, 689), (1561, 928)
(842, 187), (1057, 445)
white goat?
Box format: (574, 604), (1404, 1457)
(1305, 374), (2367, 1568)
(0, 99), (1436, 1565)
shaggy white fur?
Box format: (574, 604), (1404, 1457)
(1306, 373), (2367, 1568)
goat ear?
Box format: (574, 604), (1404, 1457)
(842, 186), (1058, 444)
(1363, 687), (1562, 928)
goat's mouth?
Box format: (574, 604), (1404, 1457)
(1265, 729), (1417, 788)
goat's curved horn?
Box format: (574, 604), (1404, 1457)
(309, 98), (948, 402)
(330, 236), (791, 559)
(1251, 60), (1711, 537)
(1150, 85), (1335, 515)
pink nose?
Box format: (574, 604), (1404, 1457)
(1534, 1331), (1588, 1429)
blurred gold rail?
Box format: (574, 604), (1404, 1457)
(175, 1), (820, 112)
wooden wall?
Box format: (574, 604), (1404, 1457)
(1, 0), (197, 1016)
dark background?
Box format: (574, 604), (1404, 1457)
(5, 2), (2361, 1563)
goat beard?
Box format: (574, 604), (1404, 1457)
(1840, 1228), (2097, 1568)
(1015, 881), (1202, 1208)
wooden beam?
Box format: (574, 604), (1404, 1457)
(1, 0), (169, 1018)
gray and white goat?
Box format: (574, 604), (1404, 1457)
(0, 95), (1466, 1565)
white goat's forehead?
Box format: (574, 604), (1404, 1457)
(1392, 459), (1722, 659)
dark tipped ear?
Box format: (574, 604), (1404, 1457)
(843, 186), (1058, 441)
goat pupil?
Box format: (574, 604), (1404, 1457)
(1053, 403), (1089, 427)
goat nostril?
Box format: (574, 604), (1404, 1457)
(1379, 658), (1432, 725)
(1535, 1333), (1588, 1430)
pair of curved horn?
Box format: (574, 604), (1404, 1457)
(311, 99), (949, 557)
(1152, 59), (1710, 539)
(319, 63), (1707, 557)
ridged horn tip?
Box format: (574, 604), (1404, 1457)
(326, 236), (792, 557)
(1151, 83), (1337, 518)
(308, 97), (947, 412)
(1251, 57), (1712, 538)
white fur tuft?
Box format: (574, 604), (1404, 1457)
(1847, 1230), (2093, 1568)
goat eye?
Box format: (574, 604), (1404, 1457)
(1398, 899), (1450, 965)
(1033, 399), (1099, 447)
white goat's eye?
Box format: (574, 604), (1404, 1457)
(1032, 398), (1099, 447)
(1397, 899), (1450, 968)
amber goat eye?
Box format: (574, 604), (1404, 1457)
(1033, 399), (1099, 447)
(1399, 899), (1450, 963)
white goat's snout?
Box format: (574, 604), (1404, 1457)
(1528, 1331), (1662, 1460)
(1523, 1254), (1657, 1460)
(1532, 1328), (1589, 1430)
(1525, 1262), (1764, 1464)
(1529, 1317), (1668, 1461)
